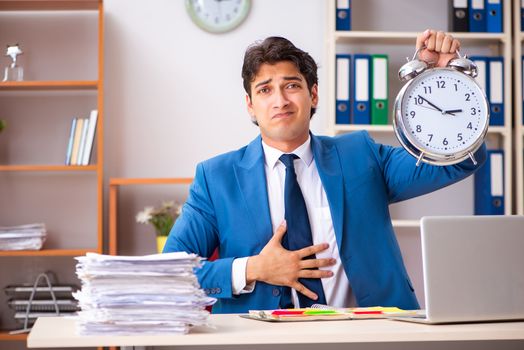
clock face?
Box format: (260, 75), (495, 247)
(185, 0), (251, 33)
(398, 68), (489, 158)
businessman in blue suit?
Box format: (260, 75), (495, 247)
(164, 30), (486, 313)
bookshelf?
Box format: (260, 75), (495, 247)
(0, 0), (103, 342)
(325, 0), (514, 305)
(513, 0), (524, 215)
(326, 0), (514, 223)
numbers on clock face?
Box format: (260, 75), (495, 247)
(401, 69), (488, 155)
(189, 0), (248, 31)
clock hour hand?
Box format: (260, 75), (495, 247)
(443, 109), (463, 116)
(417, 95), (444, 113)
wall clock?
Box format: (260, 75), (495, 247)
(185, 0), (251, 33)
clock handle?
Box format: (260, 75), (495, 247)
(468, 152), (478, 166)
(398, 46), (428, 82)
(447, 50), (478, 78)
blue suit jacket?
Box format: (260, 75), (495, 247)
(164, 131), (486, 313)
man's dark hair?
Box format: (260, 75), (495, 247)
(241, 36), (318, 119)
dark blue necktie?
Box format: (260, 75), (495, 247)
(279, 153), (326, 308)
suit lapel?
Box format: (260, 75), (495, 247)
(234, 136), (273, 246)
(311, 134), (345, 247)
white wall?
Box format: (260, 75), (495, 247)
(104, 0), (327, 179)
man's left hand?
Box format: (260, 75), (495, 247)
(416, 29), (461, 68)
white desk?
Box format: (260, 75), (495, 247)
(27, 315), (524, 350)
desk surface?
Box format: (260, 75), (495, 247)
(27, 315), (524, 348)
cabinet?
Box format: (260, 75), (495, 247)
(0, 0), (103, 344)
(325, 0), (514, 225)
(513, 0), (524, 215)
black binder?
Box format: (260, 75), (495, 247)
(449, 0), (469, 32)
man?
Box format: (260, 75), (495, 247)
(164, 30), (486, 313)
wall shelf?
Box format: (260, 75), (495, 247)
(0, 249), (97, 257)
(0, 81), (98, 91)
(0, 165), (98, 171)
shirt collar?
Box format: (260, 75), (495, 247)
(262, 136), (313, 169)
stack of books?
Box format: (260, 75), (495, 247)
(73, 252), (216, 335)
(0, 223), (46, 250)
(65, 110), (98, 166)
(5, 283), (79, 328)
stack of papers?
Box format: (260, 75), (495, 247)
(0, 223), (46, 250)
(245, 306), (415, 322)
(73, 252), (216, 335)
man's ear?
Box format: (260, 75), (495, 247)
(245, 94), (259, 125)
(246, 94), (255, 117)
(310, 84), (319, 107)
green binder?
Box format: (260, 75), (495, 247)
(371, 54), (389, 125)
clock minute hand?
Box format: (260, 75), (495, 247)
(417, 95), (443, 113)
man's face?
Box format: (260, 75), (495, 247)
(246, 61), (318, 150)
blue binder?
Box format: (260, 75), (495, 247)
(470, 55), (489, 98)
(336, 0), (351, 31)
(488, 56), (504, 126)
(486, 0), (503, 33)
(474, 149), (504, 215)
(352, 54), (371, 124)
(335, 54), (351, 124)
(469, 0), (487, 32)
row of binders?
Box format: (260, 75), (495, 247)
(474, 149), (504, 215)
(336, 54), (388, 125)
(336, 0), (503, 33)
(471, 56), (504, 126)
(65, 110), (98, 166)
(450, 0), (503, 33)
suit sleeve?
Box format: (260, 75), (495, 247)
(163, 162), (235, 299)
(363, 132), (487, 203)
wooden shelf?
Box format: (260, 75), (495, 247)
(334, 125), (393, 133)
(0, 331), (27, 341)
(109, 178), (193, 255)
(0, 164), (98, 172)
(0, 249), (99, 257)
(335, 31), (507, 44)
(392, 219), (420, 228)
(0, 0), (99, 11)
(0, 81), (98, 91)
(333, 124), (508, 135)
(109, 177), (193, 186)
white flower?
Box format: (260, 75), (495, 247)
(135, 206), (154, 224)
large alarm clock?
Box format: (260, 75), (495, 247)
(393, 47), (490, 166)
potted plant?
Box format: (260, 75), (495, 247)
(136, 201), (182, 253)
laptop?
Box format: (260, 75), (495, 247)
(391, 215), (524, 324)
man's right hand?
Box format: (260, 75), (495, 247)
(245, 220), (335, 301)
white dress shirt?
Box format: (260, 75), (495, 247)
(231, 136), (355, 307)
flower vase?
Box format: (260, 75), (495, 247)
(156, 236), (168, 254)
